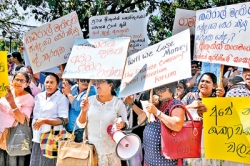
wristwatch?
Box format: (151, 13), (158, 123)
(156, 110), (161, 117)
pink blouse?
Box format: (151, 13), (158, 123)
(0, 92), (34, 135)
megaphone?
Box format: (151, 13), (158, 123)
(107, 118), (141, 160)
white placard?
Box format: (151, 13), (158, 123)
(62, 37), (130, 79)
(194, 2), (250, 68)
(118, 29), (191, 98)
(172, 8), (196, 35)
(24, 11), (83, 73)
(89, 12), (148, 55)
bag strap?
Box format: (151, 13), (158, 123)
(83, 120), (89, 142)
(169, 104), (197, 129)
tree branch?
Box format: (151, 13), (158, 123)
(117, 0), (144, 13)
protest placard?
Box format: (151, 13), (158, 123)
(201, 62), (221, 82)
(118, 29), (191, 98)
(24, 11), (83, 73)
(203, 97), (250, 164)
(172, 8), (196, 35)
(194, 2), (250, 68)
(89, 12), (148, 55)
(0, 51), (9, 97)
(62, 37), (130, 79)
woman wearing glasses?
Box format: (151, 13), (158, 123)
(62, 79), (96, 142)
(0, 71), (34, 166)
(125, 82), (186, 166)
(77, 79), (128, 166)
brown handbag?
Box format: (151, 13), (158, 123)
(0, 129), (8, 150)
(56, 121), (98, 166)
(161, 102), (202, 166)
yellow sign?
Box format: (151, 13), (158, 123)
(203, 97), (250, 164)
(0, 51), (9, 97)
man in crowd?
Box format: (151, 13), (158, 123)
(186, 61), (201, 92)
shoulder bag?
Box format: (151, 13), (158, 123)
(161, 102), (202, 165)
(7, 118), (32, 156)
(56, 121), (98, 166)
(40, 117), (72, 159)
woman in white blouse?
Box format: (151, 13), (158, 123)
(29, 73), (69, 166)
(77, 79), (128, 166)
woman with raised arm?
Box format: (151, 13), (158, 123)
(0, 71), (34, 166)
(77, 79), (128, 166)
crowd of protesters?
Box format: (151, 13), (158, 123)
(1, 52), (249, 166)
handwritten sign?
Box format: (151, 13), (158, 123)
(118, 29), (191, 98)
(24, 11), (83, 73)
(62, 37), (130, 79)
(201, 62), (221, 83)
(89, 12), (148, 55)
(172, 8), (196, 35)
(203, 97), (250, 164)
(194, 2), (250, 68)
(0, 51), (9, 97)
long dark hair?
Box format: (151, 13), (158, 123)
(12, 52), (24, 63)
(13, 71), (33, 96)
(106, 80), (116, 96)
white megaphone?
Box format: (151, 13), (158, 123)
(107, 117), (141, 160)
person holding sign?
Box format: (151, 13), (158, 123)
(223, 68), (250, 166)
(62, 79), (96, 142)
(77, 79), (128, 166)
(0, 71), (34, 166)
(181, 72), (225, 165)
(125, 82), (186, 166)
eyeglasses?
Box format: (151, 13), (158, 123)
(154, 86), (169, 93)
(13, 78), (26, 83)
(96, 80), (107, 83)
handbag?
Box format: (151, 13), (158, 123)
(0, 128), (9, 150)
(161, 102), (202, 165)
(7, 118), (32, 156)
(56, 121), (98, 166)
(40, 117), (72, 159)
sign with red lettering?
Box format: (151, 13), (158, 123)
(194, 2), (250, 68)
(62, 37), (130, 79)
(118, 29), (191, 98)
(24, 11), (83, 73)
(89, 12), (148, 55)
(172, 8), (196, 35)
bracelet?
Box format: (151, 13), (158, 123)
(12, 107), (19, 112)
(129, 102), (135, 107)
(67, 94), (73, 98)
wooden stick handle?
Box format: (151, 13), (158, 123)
(148, 89), (153, 122)
(85, 80), (92, 99)
(217, 65), (224, 97)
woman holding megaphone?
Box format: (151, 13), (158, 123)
(77, 79), (128, 166)
(124, 81), (186, 166)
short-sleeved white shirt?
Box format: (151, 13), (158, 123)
(32, 90), (69, 143)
